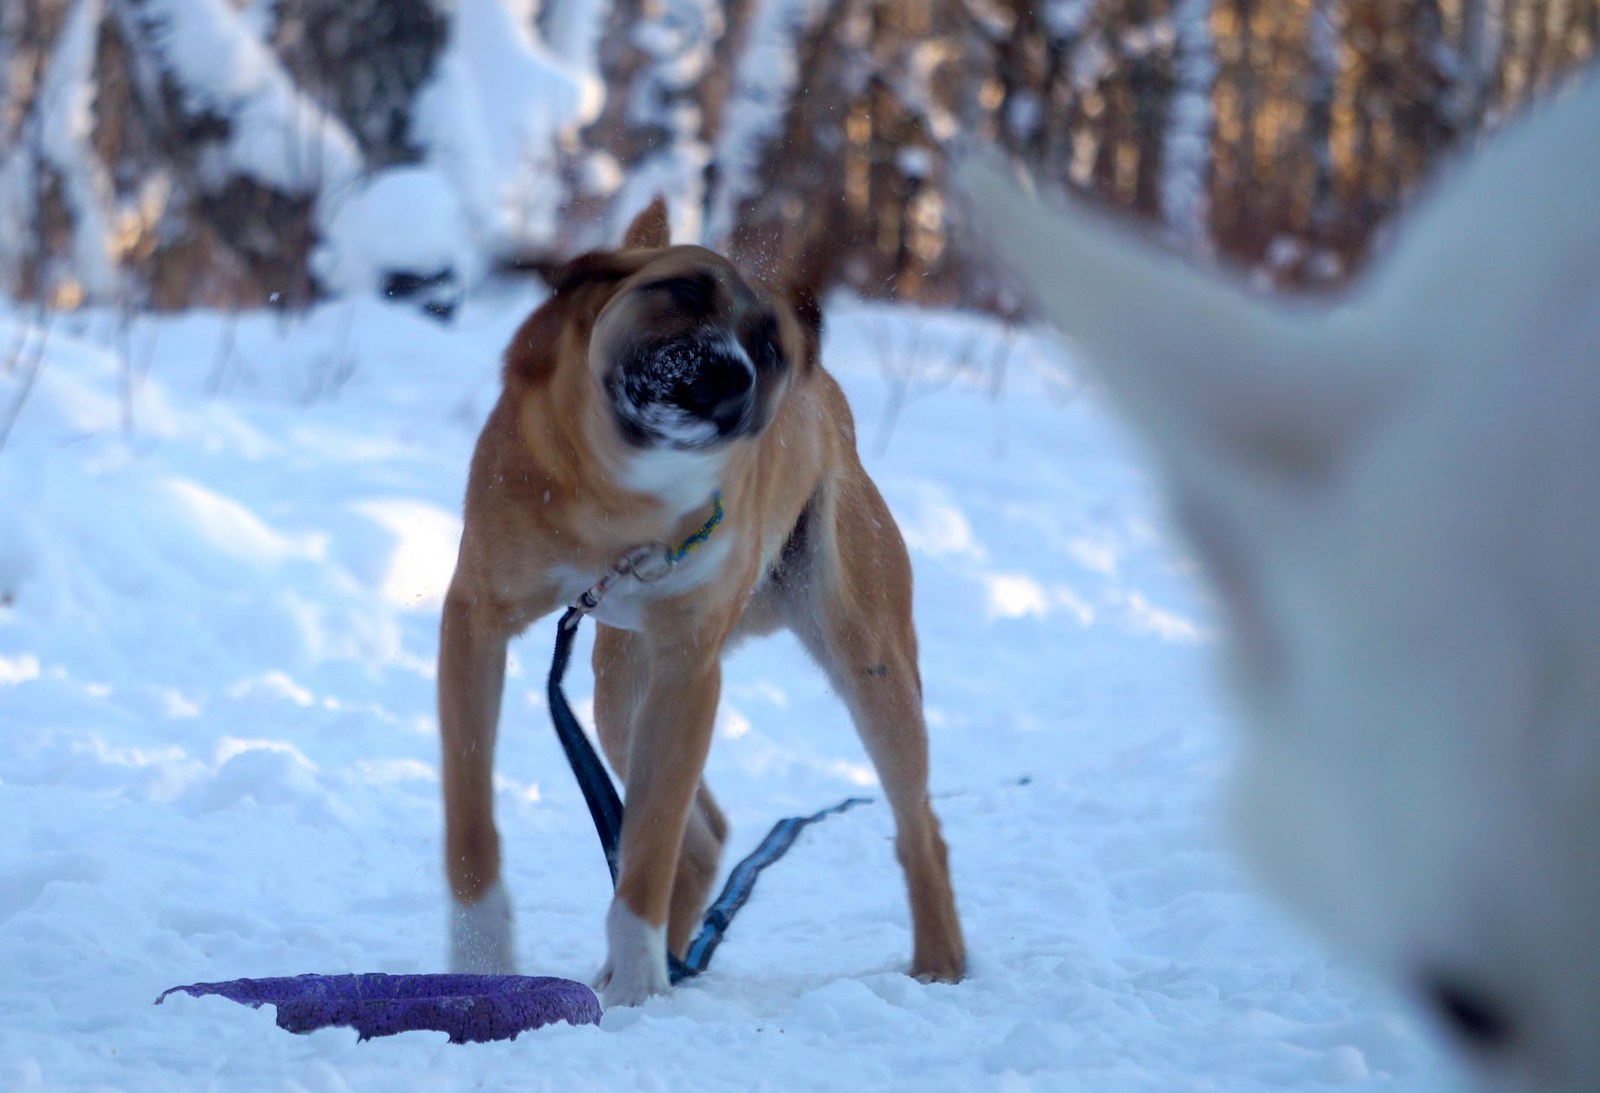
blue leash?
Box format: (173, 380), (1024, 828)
(546, 606), (869, 984)
(677, 794), (870, 980)
(547, 609), (625, 884)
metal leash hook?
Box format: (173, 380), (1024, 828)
(570, 543), (674, 618)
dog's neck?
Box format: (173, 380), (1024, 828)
(568, 489), (727, 614)
(617, 446), (729, 520)
(515, 365), (733, 538)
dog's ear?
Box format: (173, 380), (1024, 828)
(956, 156), (1403, 493)
(769, 277), (825, 375)
(545, 251), (649, 295)
(958, 156), (1413, 699)
(779, 230), (833, 364)
(493, 252), (571, 289)
(502, 250), (654, 384)
(503, 249), (653, 307)
(622, 196), (672, 250)
(495, 249), (648, 293)
(786, 281), (824, 352)
(1356, 73), (1600, 367)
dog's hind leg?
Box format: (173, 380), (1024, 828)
(593, 624), (648, 778)
(785, 476), (967, 983)
(439, 586), (517, 973)
(669, 784), (728, 955)
(594, 625), (729, 961)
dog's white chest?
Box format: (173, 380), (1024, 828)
(622, 449), (726, 518)
(548, 531), (734, 631)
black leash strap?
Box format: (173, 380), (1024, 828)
(545, 607), (869, 984)
(547, 608), (625, 884)
(674, 796), (870, 982)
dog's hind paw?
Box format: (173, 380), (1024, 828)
(449, 881), (518, 974)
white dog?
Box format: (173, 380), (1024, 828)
(962, 72), (1600, 1091)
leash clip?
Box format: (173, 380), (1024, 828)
(567, 490), (722, 616)
(569, 544), (675, 617)
(625, 544), (676, 584)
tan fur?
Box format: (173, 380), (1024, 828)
(438, 208), (965, 997)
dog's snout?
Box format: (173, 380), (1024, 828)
(644, 340), (750, 418)
(1420, 972), (1516, 1055)
(611, 335), (756, 447)
(684, 350), (753, 428)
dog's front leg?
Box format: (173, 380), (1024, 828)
(439, 586), (517, 973)
(596, 637), (723, 1008)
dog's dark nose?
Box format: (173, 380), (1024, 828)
(673, 349), (753, 432)
(1419, 972), (1516, 1054)
(613, 338), (757, 447)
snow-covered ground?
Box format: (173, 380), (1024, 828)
(0, 290), (1455, 1090)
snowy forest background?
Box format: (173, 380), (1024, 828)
(2, 0), (1597, 322)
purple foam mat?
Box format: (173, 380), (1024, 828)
(155, 973), (602, 1043)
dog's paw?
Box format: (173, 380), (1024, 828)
(911, 959), (965, 985)
(595, 959), (671, 1009)
(449, 881), (518, 974)
(595, 899), (670, 1008)
(911, 939), (967, 985)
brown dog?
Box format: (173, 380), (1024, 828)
(438, 200), (966, 1006)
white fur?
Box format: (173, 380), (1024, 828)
(623, 446), (728, 517)
(596, 899), (669, 1008)
(449, 880), (517, 974)
(548, 529), (734, 631)
(629, 401), (722, 448)
(962, 74), (1600, 1090)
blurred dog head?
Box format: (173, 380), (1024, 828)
(963, 74), (1600, 1090)
(512, 199), (815, 461)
